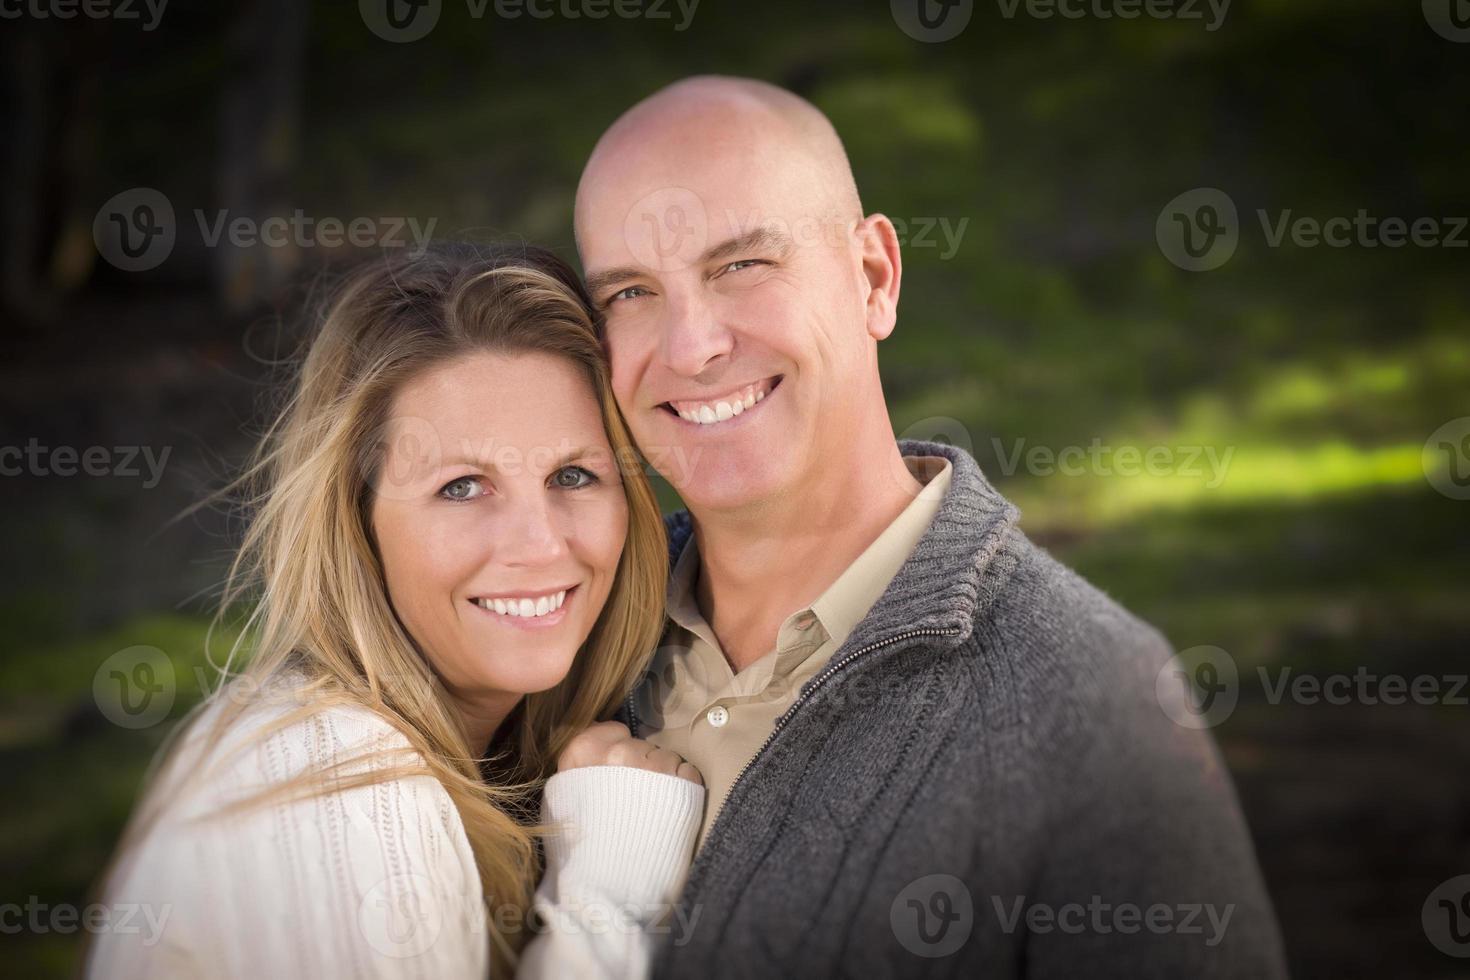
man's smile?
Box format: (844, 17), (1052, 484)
(659, 375), (783, 427)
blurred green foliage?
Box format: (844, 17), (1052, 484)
(3, 0), (1467, 976)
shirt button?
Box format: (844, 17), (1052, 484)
(706, 705), (729, 728)
(793, 612), (817, 631)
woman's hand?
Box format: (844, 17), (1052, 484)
(557, 721), (703, 786)
(523, 721), (707, 978)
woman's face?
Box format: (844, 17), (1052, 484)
(371, 350), (629, 739)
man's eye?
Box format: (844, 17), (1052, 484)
(438, 476), (482, 501)
(553, 466), (598, 490)
(610, 285), (649, 304)
(724, 259), (765, 274)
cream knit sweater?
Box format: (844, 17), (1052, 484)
(89, 691), (705, 979)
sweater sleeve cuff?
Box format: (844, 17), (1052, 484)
(540, 765), (705, 910)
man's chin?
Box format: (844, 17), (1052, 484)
(671, 460), (793, 514)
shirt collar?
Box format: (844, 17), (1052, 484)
(666, 528), (715, 646)
(662, 439), (1022, 657)
(664, 455), (954, 668)
(808, 455), (952, 651)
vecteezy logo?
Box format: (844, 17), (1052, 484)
(1156, 188), (1239, 272)
(1438, 435), (1470, 486)
(1155, 645), (1239, 729)
(360, 0), (441, 43)
(895, 416), (975, 498)
(1446, 895), (1470, 944)
(93, 646), (176, 729)
(1423, 875), (1470, 957)
(891, 874), (974, 957)
(1424, 0), (1470, 42)
(892, 0), (974, 42)
(93, 188), (176, 272)
(360, 874), (442, 958)
(897, 416), (975, 456)
(623, 186), (709, 273)
(1424, 418), (1470, 500)
(645, 208), (691, 256)
(363, 414), (445, 503)
(912, 891), (961, 943)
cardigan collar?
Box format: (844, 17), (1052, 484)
(660, 439), (1021, 654)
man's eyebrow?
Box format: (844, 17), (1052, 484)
(584, 266), (645, 299)
(702, 226), (796, 265)
(583, 226), (796, 299)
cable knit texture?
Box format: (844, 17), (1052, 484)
(628, 439), (1288, 980)
(520, 766), (704, 979)
(90, 694), (488, 979)
(539, 765), (703, 908)
(90, 686), (704, 980)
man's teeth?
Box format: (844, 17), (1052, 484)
(672, 382), (769, 425)
(475, 590), (567, 618)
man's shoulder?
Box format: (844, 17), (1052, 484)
(996, 529), (1170, 657)
(969, 526), (1175, 718)
(663, 508), (693, 565)
(934, 528), (1216, 806)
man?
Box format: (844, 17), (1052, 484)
(574, 75), (1286, 978)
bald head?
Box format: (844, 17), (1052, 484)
(575, 75), (863, 254)
(572, 75), (909, 518)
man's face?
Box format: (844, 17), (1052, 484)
(577, 132), (879, 513)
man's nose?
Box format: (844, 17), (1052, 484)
(659, 285), (734, 377)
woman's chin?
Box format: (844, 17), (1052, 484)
(483, 648), (581, 697)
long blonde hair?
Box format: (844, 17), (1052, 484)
(96, 243), (668, 972)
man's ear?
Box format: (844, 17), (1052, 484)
(857, 214), (902, 341)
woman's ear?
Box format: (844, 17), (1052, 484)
(857, 214), (903, 341)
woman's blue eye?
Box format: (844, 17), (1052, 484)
(438, 470), (595, 498)
(554, 466), (597, 490)
(611, 285), (647, 303)
(439, 477), (480, 500)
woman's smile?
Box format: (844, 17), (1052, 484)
(468, 584), (579, 631)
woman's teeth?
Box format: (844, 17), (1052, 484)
(475, 590), (567, 618)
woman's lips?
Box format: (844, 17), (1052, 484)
(468, 585), (577, 631)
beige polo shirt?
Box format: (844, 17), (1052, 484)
(643, 455), (953, 850)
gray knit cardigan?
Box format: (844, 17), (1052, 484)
(619, 439), (1287, 979)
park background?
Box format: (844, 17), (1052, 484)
(2, 0), (1468, 976)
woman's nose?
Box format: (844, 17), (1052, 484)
(497, 496), (569, 567)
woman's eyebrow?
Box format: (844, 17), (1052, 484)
(439, 446), (603, 472)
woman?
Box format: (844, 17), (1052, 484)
(86, 243), (704, 978)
